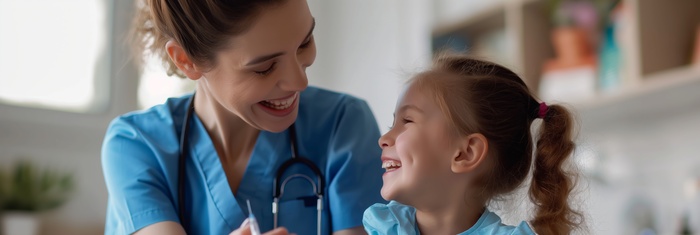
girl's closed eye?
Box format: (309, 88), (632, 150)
(388, 116), (413, 130)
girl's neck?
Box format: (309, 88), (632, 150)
(414, 195), (485, 235)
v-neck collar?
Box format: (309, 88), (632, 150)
(188, 113), (291, 231)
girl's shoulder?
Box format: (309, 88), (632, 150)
(362, 201), (419, 235)
(462, 209), (537, 235)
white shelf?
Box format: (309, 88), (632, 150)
(429, 0), (700, 129)
(576, 66), (700, 128)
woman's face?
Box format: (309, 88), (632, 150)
(199, 0), (316, 132)
(377, 82), (460, 205)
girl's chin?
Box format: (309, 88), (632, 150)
(380, 186), (403, 202)
(380, 188), (393, 201)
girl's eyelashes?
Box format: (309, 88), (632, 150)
(254, 62), (276, 75)
(388, 117), (412, 130)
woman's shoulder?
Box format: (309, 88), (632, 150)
(299, 86), (375, 121)
(103, 94), (191, 157)
(107, 94), (191, 133)
(101, 95), (192, 186)
(300, 86), (370, 111)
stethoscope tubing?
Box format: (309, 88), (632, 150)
(177, 94), (326, 234)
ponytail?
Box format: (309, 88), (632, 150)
(529, 104), (583, 234)
(417, 54), (584, 234)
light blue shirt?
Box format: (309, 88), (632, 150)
(102, 87), (385, 235)
(363, 201), (536, 235)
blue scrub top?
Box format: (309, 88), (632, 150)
(102, 87), (386, 235)
(363, 201), (536, 235)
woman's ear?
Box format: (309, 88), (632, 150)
(165, 40), (203, 80)
(451, 133), (488, 174)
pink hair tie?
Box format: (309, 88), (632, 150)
(538, 102), (548, 119)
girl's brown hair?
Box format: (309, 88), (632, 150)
(412, 54), (583, 234)
(131, 0), (286, 78)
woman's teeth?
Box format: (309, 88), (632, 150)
(261, 94), (296, 110)
(382, 160), (402, 171)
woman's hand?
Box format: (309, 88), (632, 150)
(229, 224), (291, 235)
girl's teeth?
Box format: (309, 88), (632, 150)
(382, 161), (402, 169)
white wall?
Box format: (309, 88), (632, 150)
(579, 109), (700, 234)
(307, 0), (433, 133)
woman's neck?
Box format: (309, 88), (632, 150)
(414, 193), (485, 235)
(193, 88), (259, 162)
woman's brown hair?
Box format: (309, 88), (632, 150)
(412, 53), (583, 234)
(131, 0), (286, 78)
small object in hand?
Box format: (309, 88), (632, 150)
(246, 199), (261, 235)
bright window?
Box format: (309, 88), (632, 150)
(138, 54), (195, 109)
(0, 1), (107, 112)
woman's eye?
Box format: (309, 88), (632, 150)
(402, 118), (413, 124)
(254, 63), (276, 75)
(299, 36), (313, 49)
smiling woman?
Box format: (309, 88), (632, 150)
(0, 0), (108, 112)
(102, 1), (384, 235)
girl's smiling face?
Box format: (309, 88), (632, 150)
(377, 80), (462, 205)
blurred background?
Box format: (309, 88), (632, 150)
(1, 0), (700, 234)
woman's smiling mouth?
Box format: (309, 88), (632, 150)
(260, 93), (297, 110)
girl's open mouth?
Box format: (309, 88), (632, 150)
(382, 160), (402, 172)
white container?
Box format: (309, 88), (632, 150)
(539, 66), (597, 104)
(1, 211), (39, 235)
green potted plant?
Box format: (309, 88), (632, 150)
(0, 160), (74, 235)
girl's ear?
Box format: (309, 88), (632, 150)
(165, 40), (203, 80)
(451, 133), (489, 173)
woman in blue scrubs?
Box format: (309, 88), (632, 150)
(101, 0), (384, 234)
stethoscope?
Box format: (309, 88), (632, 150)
(177, 94), (326, 235)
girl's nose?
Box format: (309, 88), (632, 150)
(378, 131), (394, 149)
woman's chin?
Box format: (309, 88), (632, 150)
(260, 116), (297, 133)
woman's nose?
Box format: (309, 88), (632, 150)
(279, 41), (316, 91)
(279, 63), (309, 92)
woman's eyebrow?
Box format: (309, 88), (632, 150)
(246, 52), (285, 66)
(245, 18), (316, 66)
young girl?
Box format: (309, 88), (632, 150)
(363, 54), (584, 235)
